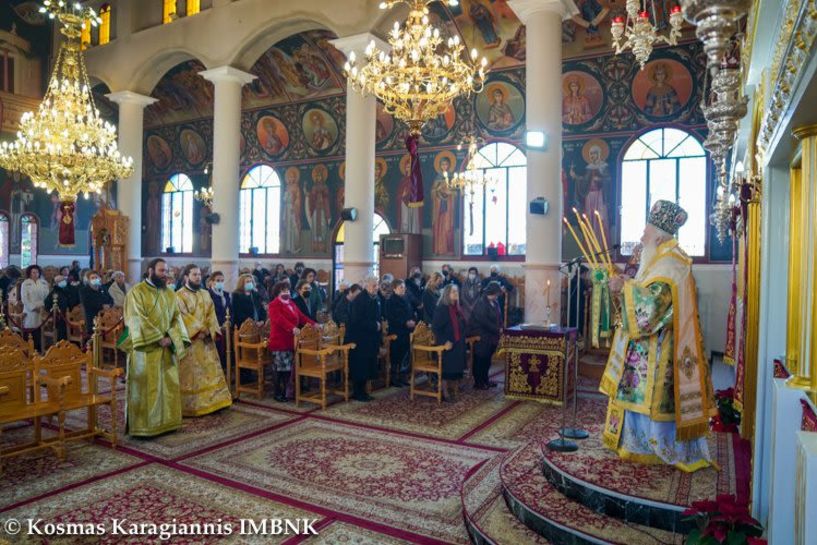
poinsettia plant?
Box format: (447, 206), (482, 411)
(711, 388), (741, 433)
(683, 494), (766, 545)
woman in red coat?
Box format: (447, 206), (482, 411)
(267, 281), (315, 402)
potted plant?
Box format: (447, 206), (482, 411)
(683, 494), (766, 545)
(711, 387), (741, 433)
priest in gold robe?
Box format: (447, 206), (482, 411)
(601, 200), (715, 472)
(175, 264), (232, 416)
(122, 258), (190, 437)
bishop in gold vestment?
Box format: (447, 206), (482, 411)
(123, 260), (190, 437)
(601, 201), (715, 472)
(175, 266), (232, 416)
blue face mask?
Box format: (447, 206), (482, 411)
(244, 282), (254, 292)
(57, 280), (67, 288)
(90, 278), (101, 287)
(215, 281), (224, 291)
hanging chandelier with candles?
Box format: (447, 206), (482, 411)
(445, 135), (494, 236)
(611, 0), (684, 69)
(343, 0), (488, 135)
(0, 0), (133, 246)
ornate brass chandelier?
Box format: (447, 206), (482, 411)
(445, 135), (494, 235)
(611, 0), (684, 69)
(343, 0), (488, 135)
(0, 1), (133, 245)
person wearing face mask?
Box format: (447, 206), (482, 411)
(176, 264), (232, 416)
(300, 268), (325, 317)
(468, 281), (502, 390)
(347, 276), (382, 401)
(80, 270), (114, 337)
(385, 279), (414, 387)
(47, 274), (72, 341)
(267, 281), (315, 402)
(207, 271), (232, 368)
(231, 274), (267, 328)
(121, 258), (190, 437)
(440, 264), (461, 288)
(460, 267), (482, 323)
(422, 272), (443, 324)
(107, 271), (129, 308)
(292, 280), (314, 321)
(481, 265), (514, 323)
(289, 262), (305, 292)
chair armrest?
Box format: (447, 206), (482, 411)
(413, 344), (448, 353)
(298, 347), (334, 357)
(238, 340), (268, 350)
(89, 367), (124, 379)
(37, 375), (72, 389)
(324, 343), (356, 351)
(0, 385), (9, 396)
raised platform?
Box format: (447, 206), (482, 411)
(461, 396), (751, 545)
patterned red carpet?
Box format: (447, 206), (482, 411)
(0, 369), (747, 544)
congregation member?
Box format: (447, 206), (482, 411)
(289, 262), (305, 290)
(301, 268), (325, 316)
(207, 271), (232, 326)
(46, 274), (72, 341)
(432, 284), (467, 401)
(252, 262), (269, 285)
(602, 201), (714, 471)
(332, 283), (360, 326)
(122, 258), (189, 437)
(267, 281), (315, 402)
(405, 266), (424, 318)
(440, 264), (460, 288)
(231, 273), (267, 327)
(332, 279), (350, 310)
(272, 263), (288, 283)
(468, 281), (502, 390)
(0, 266), (21, 302)
(80, 270), (114, 336)
(460, 266), (482, 322)
(108, 271), (129, 308)
(378, 273), (394, 317)
(21, 265), (49, 347)
(347, 276), (382, 402)
(422, 272), (443, 324)
(482, 265), (514, 322)
(384, 279), (414, 387)
(292, 280), (314, 320)
(175, 264), (232, 416)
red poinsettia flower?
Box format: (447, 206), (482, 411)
(715, 387), (735, 400)
(703, 523), (728, 542)
(746, 537), (767, 545)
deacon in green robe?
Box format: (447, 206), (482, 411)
(123, 258), (190, 437)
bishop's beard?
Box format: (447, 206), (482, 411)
(636, 243), (657, 279)
(150, 274), (167, 289)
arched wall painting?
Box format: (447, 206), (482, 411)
(632, 58), (693, 119)
(302, 108), (339, 154)
(255, 115), (290, 157)
(179, 128), (206, 166)
(562, 70), (604, 126)
(475, 79), (524, 134)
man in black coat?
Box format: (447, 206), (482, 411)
(46, 275), (72, 341)
(289, 262), (305, 292)
(481, 265), (514, 324)
(79, 271), (114, 336)
(385, 279), (415, 387)
(347, 277), (382, 402)
(332, 284), (360, 326)
(468, 281), (502, 389)
(404, 266), (424, 320)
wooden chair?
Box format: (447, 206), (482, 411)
(0, 327), (35, 358)
(34, 340), (123, 448)
(97, 307), (124, 370)
(294, 322), (353, 409)
(66, 305), (86, 347)
(369, 320), (396, 392)
(465, 335), (481, 380)
(233, 319), (272, 399)
(7, 301), (23, 335)
(409, 321), (449, 403)
(0, 346), (69, 475)
(40, 300), (61, 351)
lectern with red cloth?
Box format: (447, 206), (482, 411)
(497, 326), (577, 405)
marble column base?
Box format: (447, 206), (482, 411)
(523, 263), (562, 325)
(342, 261), (375, 285)
(211, 259), (240, 291)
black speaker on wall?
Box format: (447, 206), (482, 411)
(341, 207), (358, 221)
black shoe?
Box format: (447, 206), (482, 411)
(390, 381), (403, 388)
(353, 393), (373, 402)
(274, 394), (286, 402)
(474, 383), (488, 390)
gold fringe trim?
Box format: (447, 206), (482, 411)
(675, 421), (709, 442)
(599, 375), (617, 397)
(408, 201), (424, 208)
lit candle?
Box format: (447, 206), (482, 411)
(545, 279), (551, 308)
(563, 217), (596, 267)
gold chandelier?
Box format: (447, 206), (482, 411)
(343, 0), (487, 135)
(445, 135), (493, 200)
(611, 0), (684, 69)
(0, 1), (133, 207)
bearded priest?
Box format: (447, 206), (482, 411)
(122, 258), (190, 437)
(600, 200), (715, 472)
(175, 264), (232, 416)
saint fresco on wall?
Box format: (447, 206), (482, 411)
(307, 164), (332, 253)
(144, 60), (213, 128)
(431, 150), (457, 257)
(421, 103), (456, 144)
(375, 103), (394, 145)
(179, 128), (206, 166)
(632, 58), (692, 118)
(256, 115), (289, 157)
(283, 166), (303, 255)
(396, 154), (422, 234)
(562, 70), (603, 125)
(374, 158), (389, 213)
(146, 135), (173, 171)
(475, 80), (524, 134)
(566, 138), (612, 249)
(302, 108), (338, 153)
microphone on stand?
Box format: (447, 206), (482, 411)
(561, 243), (621, 269)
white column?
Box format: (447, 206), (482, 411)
(330, 34), (388, 284)
(199, 66), (256, 290)
(510, 0), (577, 324)
(795, 430), (817, 545)
(106, 90), (156, 284)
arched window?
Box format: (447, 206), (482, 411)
(462, 142), (527, 256)
(98, 4), (111, 45)
(620, 128), (707, 257)
(0, 212), (9, 269)
(20, 213), (38, 268)
(332, 213), (391, 287)
(163, 0), (177, 23)
(239, 165), (282, 255)
(162, 173), (194, 253)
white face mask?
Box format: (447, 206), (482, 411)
(468, 273), (476, 280)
